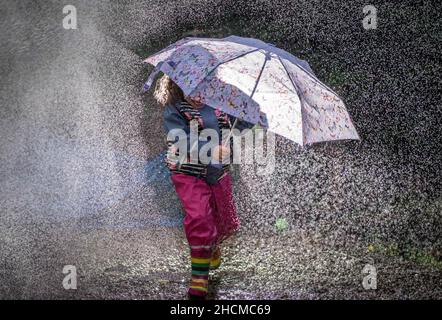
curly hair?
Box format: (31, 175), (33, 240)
(153, 74), (184, 106)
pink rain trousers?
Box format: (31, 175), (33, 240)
(171, 172), (240, 257)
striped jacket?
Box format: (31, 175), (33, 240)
(163, 100), (232, 179)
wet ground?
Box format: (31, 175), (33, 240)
(0, 1), (441, 299)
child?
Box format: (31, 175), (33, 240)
(153, 74), (252, 299)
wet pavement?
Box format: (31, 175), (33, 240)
(0, 0), (441, 299)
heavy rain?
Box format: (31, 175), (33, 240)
(0, 0), (440, 299)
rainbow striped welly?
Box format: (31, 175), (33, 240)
(189, 255), (210, 297)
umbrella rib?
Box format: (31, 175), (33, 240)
(277, 55), (306, 146)
(251, 52), (270, 98)
(188, 47), (263, 96)
(294, 63), (340, 97)
(277, 56), (301, 95)
(223, 51), (270, 145)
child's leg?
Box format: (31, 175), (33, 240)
(207, 173), (240, 270)
(206, 194), (222, 269)
(171, 173), (218, 297)
(211, 173), (240, 245)
(210, 245), (221, 270)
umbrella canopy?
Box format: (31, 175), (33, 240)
(143, 35), (359, 146)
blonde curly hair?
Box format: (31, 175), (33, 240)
(153, 74), (184, 107)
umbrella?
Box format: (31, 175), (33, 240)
(143, 35), (360, 146)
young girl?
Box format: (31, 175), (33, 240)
(153, 74), (252, 299)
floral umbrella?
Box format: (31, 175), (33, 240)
(143, 35), (360, 146)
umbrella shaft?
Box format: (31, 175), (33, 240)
(222, 52), (270, 147)
(222, 117), (238, 147)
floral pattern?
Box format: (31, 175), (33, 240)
(281, 57), (360, 144)
(144, 36), (359, 145)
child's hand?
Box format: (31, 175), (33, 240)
(212, 145), (230, 162)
